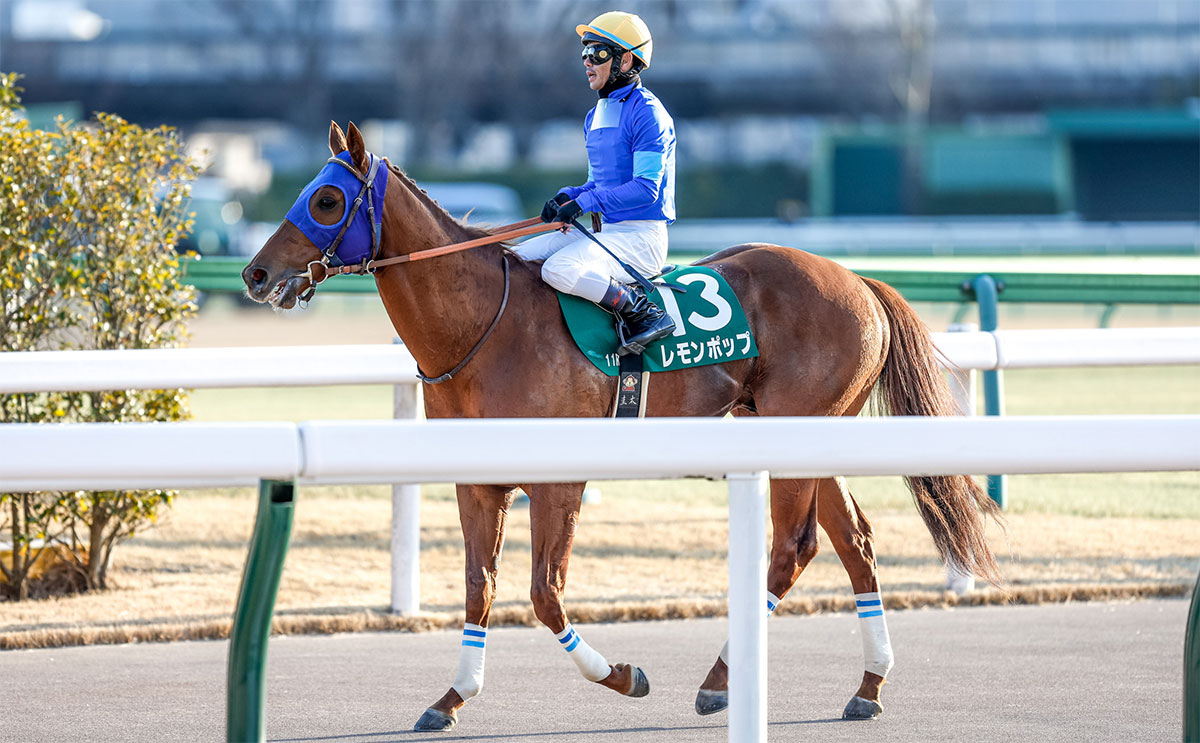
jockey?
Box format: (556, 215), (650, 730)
(514, 10), (677, 355)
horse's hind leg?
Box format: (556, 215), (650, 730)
(696, 477), (820, 715)
(414, 484), (514, 732)
(816, 476), (895, 720)
(528, 481), (650, 699)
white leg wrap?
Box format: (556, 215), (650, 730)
(451, 623), (487, 700)
(555, 623), (611, 682)
(855, 592), (895, 678)
(719, 591), (781, 664)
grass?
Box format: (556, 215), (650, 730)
(2, 298), (1197, 648)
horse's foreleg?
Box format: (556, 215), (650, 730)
(528, 482), (650, 699)
(414, 484), (514, 733)
(696, 477), (820, 716)
(817, 475), (894, 720)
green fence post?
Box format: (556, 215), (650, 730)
(1186, 568), (1200, 742)
(971, 274), (1007, 509)
(226, 479), (296, 743)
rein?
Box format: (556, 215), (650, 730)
(301, 216), (560, 285)
(294, 175), (560, 383)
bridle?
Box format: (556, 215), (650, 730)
(291, 155), (561, 383)
(297, 154), (384, 304)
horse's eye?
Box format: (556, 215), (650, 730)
(318, 196), (337, 209)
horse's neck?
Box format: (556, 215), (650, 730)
(374, 176), (507, 373)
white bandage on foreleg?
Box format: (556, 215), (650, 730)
(555, 623), (611, 682)
(719, 591), (782, 664)
(451, 623), (487, 699)
(855, 592), (895, 677)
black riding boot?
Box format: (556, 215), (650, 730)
(600, 279), (676, 355)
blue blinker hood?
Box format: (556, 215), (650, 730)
(285, 151), (388, 267)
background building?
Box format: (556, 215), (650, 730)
(2, 0), (1197, 229)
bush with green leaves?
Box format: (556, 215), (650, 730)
(0, 73), (199, 600)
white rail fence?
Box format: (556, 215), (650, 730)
(3, 328), (1198, 395)
(2, 326), (1199, 612)
(2, 416), (1199, 743)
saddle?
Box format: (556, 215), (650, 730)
(556, 265), (759, 417)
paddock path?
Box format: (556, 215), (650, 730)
(4, 599), (1187, 742)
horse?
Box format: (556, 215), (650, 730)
(242, 121), (1002, 732)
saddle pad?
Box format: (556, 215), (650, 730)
(558, 266), (759, 376)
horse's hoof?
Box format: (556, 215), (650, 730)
(626, 666), (650, 697)
(842, 695), (883, 720)
(694, 688), (728, 716)
(414, 707), (457, 732)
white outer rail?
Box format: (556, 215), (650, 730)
(0, 344), (420, 393)
(294, 416), (1200, 483)
(1, 328), (1198, 395)
(4, 417), (1197, 492)
(1, 415), (1198, 743)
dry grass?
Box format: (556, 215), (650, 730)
(3, 484), (1196, 650)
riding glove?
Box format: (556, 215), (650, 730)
(552, 199), (583, 224)
(540, 193), (572, 223)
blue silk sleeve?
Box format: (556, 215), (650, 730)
(574, 103), (670, 215)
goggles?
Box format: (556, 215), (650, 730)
(581, 44), (620, 66)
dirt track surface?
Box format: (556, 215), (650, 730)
(4, 598), (1188, 742)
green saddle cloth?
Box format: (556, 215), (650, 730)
(557, 266), (759, 376)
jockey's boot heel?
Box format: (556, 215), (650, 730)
(600, 279), (676, 356)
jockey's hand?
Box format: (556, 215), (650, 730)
(540, 193), (572, 223)
(552, 199), (582, 224)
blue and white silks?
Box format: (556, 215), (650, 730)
(557, 80), (676, 224)
(513, 81), (675, 302)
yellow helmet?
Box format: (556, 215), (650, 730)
(576, 11), (653, 69)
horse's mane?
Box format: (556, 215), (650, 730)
(383, 159), (500, 241)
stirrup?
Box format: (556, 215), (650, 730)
(615, 317), (674, 356)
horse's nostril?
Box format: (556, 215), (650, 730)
(242, 265), (269, 291)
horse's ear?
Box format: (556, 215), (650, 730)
(346, 121), (369, 173)
(329, 121), (348, 156)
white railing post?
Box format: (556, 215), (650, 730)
(391, 339), (422, 615)
(946, 322), (979, 417)
(944, 322), (978, 595)
(727, 471), (769, 743)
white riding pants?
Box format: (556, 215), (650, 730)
(511, 220), (668, 303)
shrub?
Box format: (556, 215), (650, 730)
(0, 73), (199, 599)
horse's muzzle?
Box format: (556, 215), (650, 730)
(242, 264), (272, 299)
(242, 264), (309, 309)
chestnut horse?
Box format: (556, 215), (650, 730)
(243, 122), (1001, 732)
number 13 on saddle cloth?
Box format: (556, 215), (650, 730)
(558, 266), (759, 374)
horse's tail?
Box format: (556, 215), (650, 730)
(861, 276), (1005, 586)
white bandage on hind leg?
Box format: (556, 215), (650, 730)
(451, 623), (487, 700)
(555, 623), (611, 682)
(719, 591), (782, 664)
(855, 592), (895, 677)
